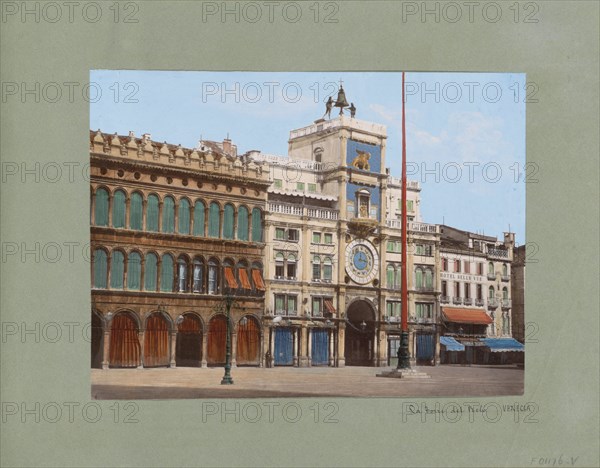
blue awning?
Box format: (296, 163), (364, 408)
(440, 336), (465, 352)
(481, 338), (525, 352)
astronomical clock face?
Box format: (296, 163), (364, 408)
(345, 239), (379, 284)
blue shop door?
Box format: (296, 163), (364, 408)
(311, 329), (329, 366)
(274, 328), (294, 366)
(416, 334), (434, 365)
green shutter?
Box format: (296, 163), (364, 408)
(237, 206), (249, 241)
(223, 204), (234, 239)
(193, 201), (205, 236)
(162, 197), (175, 233)
(275, 295), (284, 313)
(178, 199), (190, 234)
(146, 195), (159, 231)
(93, 249), (107, 288)
(144, 253), (157, 291)
(94, 188), (109, 226)
(251, 208), (262, 242)
(160, 254), (174, 292)
(425, 269), (433, 288)
(130, 192), (143, 230)
(112, 190), (126, 228)
(387, 266), (394, 288)
(110, 251), (124, 289)
(415, 268), (423, 288)
(127, 252), (141, 290)
(208, 203), (220, 238)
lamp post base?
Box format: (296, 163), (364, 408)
(397, 330), (411, 370)
(220, 376), (234, 385)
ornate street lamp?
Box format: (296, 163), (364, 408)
(214, 294), (237, 385)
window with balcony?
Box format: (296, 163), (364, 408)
(323, 258), (333, 281)
(208, 259), (219, 294)
(488, 286), (495, 299)
(177, 256), (188, 292)
(193, 258), (204, 293)
(275, 295), (297, 316)
(286, 254), (297, 279)
(488, 261), (494, 275)
(127, 253), (142, 290)
(312, 256), (321, 281)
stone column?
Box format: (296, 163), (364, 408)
(102, 328), (111, 369)
(138, 330), (145, 369)
(337, 324), (345, 367)
(189, 203), (195, 235)
(307, 327), (312, 367)
(125, 196), (131, 229)
(142, 199), (147, 230)
(173, 201), (179, 234)
(329, 329), (334, 367)
(90, 190), (96, 225)
(259, 330), (265, 368)
(231, 331), (238, 368)
(219, 208), (224, 238)
(107, 194), (113, 227)
(378, 329), (388, 367)
(169, 330), (177, 368)
(298, 325), (308, 367)
(293, 328), (299, 367)
(201, 331), (208, 368)
(373, 325), (380, 366)
(158, 201), (163, 232)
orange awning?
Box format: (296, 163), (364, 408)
(251, 269), (265, 291)
(442, 307), (492, 325)
(239, 268), (252, 289)
(324, 299), (336, 314)
(224, 267), (238, 289)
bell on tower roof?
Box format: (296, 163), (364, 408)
(334, 80), (350, 115)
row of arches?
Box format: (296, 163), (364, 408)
(91, 311), (262, 368)
(91, 247), (265, 295)
(91, 187), (263, 242)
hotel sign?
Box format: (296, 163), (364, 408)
(441, 272), (484, 283)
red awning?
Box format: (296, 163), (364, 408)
(442, 307), (493, 325)
(224, 267), (238, 289)
(239, 268), (252, 289)
(324, 299), (336, 314)
(251, 269), (265, 291)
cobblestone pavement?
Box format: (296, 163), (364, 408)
(92, 365), (524, 399)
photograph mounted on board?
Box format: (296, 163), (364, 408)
(89, 71), (526, 399)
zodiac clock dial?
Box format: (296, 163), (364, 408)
(345, 239), (379, 284)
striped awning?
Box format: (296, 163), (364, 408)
(440, 336), (465, 351)
(324, 299), (336, 314)
(239, 268), (252, 289)
(224, 267), (238, 289)
(481, 338), (525, 352)
(251, 269), (265, 291)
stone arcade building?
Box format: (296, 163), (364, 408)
(90, 131), (270, 369)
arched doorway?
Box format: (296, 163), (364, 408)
(91, 310), (103, 369)
(207, 315), (228, 366)
(109, 312), (140, 368)
(236, 316), (260, 366)
(176, 314), (203, 367)
(144, 313), (170, 367)
(345, 300), (376, 366)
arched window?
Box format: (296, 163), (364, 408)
(130, 192), (143, 230)
(110, 250), (125, 289)
(312, 256), (321, 281)
(178, 199), (190, 235)
(237, 206), (249, 241)
(237, 260), (251, 290)
(323, 257), (333, 281)
(502, 264), (508, 276)
(92, 249), (107, 288)
(146, 194), (159, 232)
(425, 269), (433, 289)
(144, 253), (158, 291)
(488, 262), (494, 275)
(287, 254), (297, 279)
(193, 201), (205, 236)
(223, 204), (235, 239)
(127, 251), (142, 290)
(112, 190), (126, 228)
(177, 256), (188, 292)
(208, 202), (220, 238)
(251, 262), (264, 292)
(502, 287), (508, 300)
(415, 268), (423, 289)
(488, 286), (495, 299)
(223, 259), (237, 291)
(162, 196), (175, 233)
(160, 253), (174, 292)
(275, 252), (285, 278)
(387, 264), (395, 288)
(94, 188), (109, 226)
(193, 258), (204, 293)
(208, 258), (219, 294)
(251, 208), (262, 242)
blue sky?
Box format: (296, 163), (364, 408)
(90, 71), (526, 244)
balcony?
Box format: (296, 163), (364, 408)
(475, 299), (485, 307)
(487, 248), (509, 259)
(289, 115), (386, 140)
(416, 286), (435, 293)
(268, 202), (338, 220)
(452, 297), (463, 305)
(385, 220), (440, 233)
(488, 298), (499, 308)
(464, 298), (473, 306)
(387, 176), (421, 190)
(501, 299), (512, 309)
(501, 275), (510, 282)
(487, 273), (496, 281)
(440, 296), (450, 304)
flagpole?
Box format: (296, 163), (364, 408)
(398, 71), (411, 369)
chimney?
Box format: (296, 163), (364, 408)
(222, 137), (232, 155)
